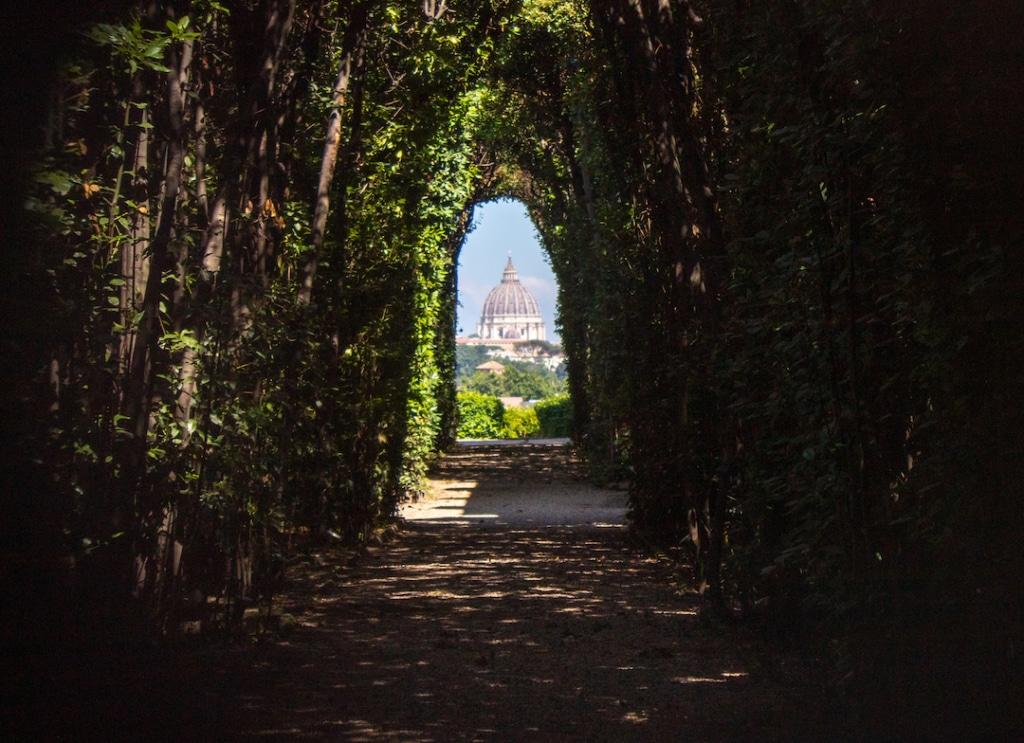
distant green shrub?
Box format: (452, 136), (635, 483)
(456, 391), (504, 439)
(534, 394), (572, 437)
(500, 407), (540, 439)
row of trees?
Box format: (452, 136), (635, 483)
(7, 0), (517, 637)
(460, 364), (563, 399)
(4, 0), (1021, 733)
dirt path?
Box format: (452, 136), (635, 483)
(191, 443), (827, 741)
(399, 441), (628, 527)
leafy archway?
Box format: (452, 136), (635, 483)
(7, 1), (1023, 726)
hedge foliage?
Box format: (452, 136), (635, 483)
(455, 391), (545, 440)
(533, 394), (572, 438)
(455, 392), (505, 439)
(499, 407), (540, 439)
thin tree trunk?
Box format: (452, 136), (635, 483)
(194, 92), (208, 223)
(298, 2), (370, 305)
(119, 104), (151, 388)
(121, 32), (192, 599)
(202, 193), (229, 275)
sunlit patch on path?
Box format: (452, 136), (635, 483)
(212, 442), (825, 740)
(401, 442), (627, 527)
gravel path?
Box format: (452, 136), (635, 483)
(208, 443), (828, 741)
(400, 442), (627, 527)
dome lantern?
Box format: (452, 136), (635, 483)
(501, 256), (518, 283)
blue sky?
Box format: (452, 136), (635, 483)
(456, 198), (560, 343)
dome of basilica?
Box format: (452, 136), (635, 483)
(476, 257), (546, 341)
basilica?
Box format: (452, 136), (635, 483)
(475, 256), (547, 341)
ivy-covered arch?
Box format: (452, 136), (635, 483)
(7, 1), (1024, 724)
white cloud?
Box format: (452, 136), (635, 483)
(520, 275), (557, 305)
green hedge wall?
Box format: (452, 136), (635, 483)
(534, 394), (572, 438)
(456, 392), (505, 439)
(500, 407), (540, 439)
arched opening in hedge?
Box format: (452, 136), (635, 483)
(456, 199), (557, 344)
(442, 198), (568, 441)
(10, 3), (1022, 717)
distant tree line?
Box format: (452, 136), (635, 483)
(455, 344), (564, 398)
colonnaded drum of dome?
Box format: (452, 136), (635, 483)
(475, 256), (546, 341)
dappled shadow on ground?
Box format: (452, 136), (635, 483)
(215, 508), (826, 740)
(20, 444), (825, 741)
(429, 442), (587, 485)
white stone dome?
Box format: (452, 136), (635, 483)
(476, 257), (546, 341)
(482, 258), (540, 317)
